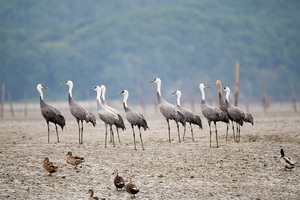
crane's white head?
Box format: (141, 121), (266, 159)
(223, 87), (231, 101)
(118, 90), (129, 96)
(92, 86), (101, 91)
(199, 83), (209, 90)
(171, 90), (181, 96)
(64, 80), (73, 86)
(149, 77), (161, 84)
(37, 84), (48, 99)
(223, 87), (230, 92)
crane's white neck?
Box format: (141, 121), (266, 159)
(225, 87), (230, 102)
(96, 89), (101, 103)
(176, 91), (181, 106)
(101, 85), (106, 101)
(199, 85), (205, 101)
(37, 85), (44, 100)
(156, 79), (162, 96)
(123, 91), (129, 108)
(67, 82), (73, 97)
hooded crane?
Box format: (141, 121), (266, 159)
(61, 80), (96, 144)
(100, 85), (125, 143)
(92, 86), (124, 147)
(280, 148), (296, 171)
(118, 90), (149, 150)
(171, 90), (202, 142)
(150, 78), (185, 143)
(215, 80), (235, 141)
(223, 86), (245, 142)
(37, 84), (65, 143)
(199, 83), (229, 147)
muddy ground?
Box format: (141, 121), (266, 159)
(0, 103), (299, 199)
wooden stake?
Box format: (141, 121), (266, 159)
(8, 91), (14, 117)
(24, 92), (27, 117)
(1, 83), (5, 117)
(291, 83), (297, 112)
(234, 62), (240, 106)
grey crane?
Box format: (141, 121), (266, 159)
(199, 83), (229, 147)
(149, 78), (185, 143)
(171, 90), (202, 142)
(92, 86), (124, 147)
(37, 84), (65, 143)
(100, 85), (125, 143)
(215, 80), (235, 141)
(223, 86), (245, 142)
(118, 90), (149, 150)
(61, 80), (96, 144)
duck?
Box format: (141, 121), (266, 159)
(280, 148), (296, 171)
(112, 169), (125, 190)
(88, 189), (105, 200)
(43, 157), (58, 175)
(66, 151), (84, 169)
(125, 177), (139, 197)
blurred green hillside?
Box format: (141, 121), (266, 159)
(1, 0), (299, 104)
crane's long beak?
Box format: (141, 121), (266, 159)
(171, 91), (176, 95)
(89, 87), (95, 91)
(149, 80), (154, 83)
(59, 82), (66, 85)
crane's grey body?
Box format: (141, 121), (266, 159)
(100, 85), (125, 143)
(37, 84), (65, 143)
(224, 87), (245, 142)
(93, 86), (124, 147)
(150, 78), (185, 143)
(172, 90), (202, 142)
(199, 83), (229, 147)
(119, 90), (148, 150)
(63, 80), (96, 144)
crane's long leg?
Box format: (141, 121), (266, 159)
(190, 123), (194, 142)
(226, 123), (229, 141)
(139, 128), (144, 150)
(176, 122), (181, 143)
(208, 122), (212, 148)
(166, 119), (171, 143)
(55, 124), (60, 143)
(214, 121), (219, 148)
(81, 120), (84, 144)
(182, 124), (187, 141)
(110, 125), (115, 147)
(47, 122), (50, 143)
(131, 125), (136, 150)
(116, 128), (121, 143)
(231, 120), (235, 142)
(104, 123), (108, 148)
(76, 119), (80, 144)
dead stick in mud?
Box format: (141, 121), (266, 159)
(24, 92), (28, 117)
(234, 62), (239, 106)
(8, 91), (14, 117)
(291, 83), (297, 112)
(1, 83), (5, 117)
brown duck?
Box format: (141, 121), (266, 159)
(88, 189), (105, 200)
(125, 177), (139, 197)
(112, 169), (125, 190)
(43, 157), (58, 175)
(66, 151), (84, 169)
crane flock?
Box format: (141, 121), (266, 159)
(37, 78), (254, 148)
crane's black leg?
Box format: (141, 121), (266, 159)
(231, 120), (235, 142)
(166, 119), (171, 143)
(208, 122), (212, 148)
(139, 128), (144, 150)
(76, 119), (80, 144)
(47, 122), (50, 143)
(226, 123), (229, 141)
(104, 123), (108, 148)
(116, 128), (121, 143)
(182, 124), (187, 141)
(81, 120), (84, 144)
(190, 123), (194, 142)
(132, 125), (136, 150)
(176, 122), (181, 143)
(55, 124), (60, 143)
(214, 121), (219, 148)
(110, 125), (115, 147)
